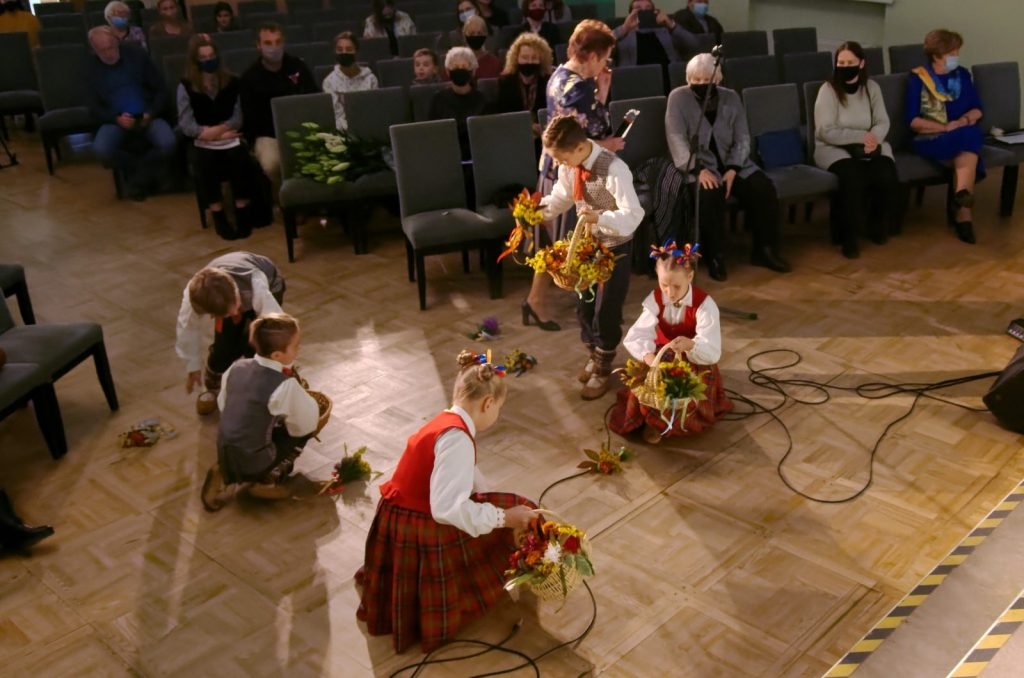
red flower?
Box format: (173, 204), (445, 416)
(598, 461), (612, 474)
(563, 535), (581, 554)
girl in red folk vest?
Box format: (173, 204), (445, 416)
(608, 241), (734, 444)
(357, 350), (536, 653)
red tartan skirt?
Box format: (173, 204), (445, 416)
(357, 491), (536, 654)
(608, 363), (734, 438)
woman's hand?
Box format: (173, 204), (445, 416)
(504, 505), (533, 531)
(863, 132), (879, 153)
(218, 129), (240, 140)
(596, 136), (625, 152)
(198, 124), (227, 141)
(656, 9), (675, 29)
(944, 118), (968, 132)
(722, 168), (737, 199)
(698, 169), (720, 190)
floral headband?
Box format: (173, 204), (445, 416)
(458, 349), (507, 377)
(649, 240), (701, 266)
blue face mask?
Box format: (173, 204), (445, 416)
(944, 55), (960, 70)
(692, 2), (709, 17)
(110, 16), (129, 29)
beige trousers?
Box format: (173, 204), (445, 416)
(253, 136), (281, 204)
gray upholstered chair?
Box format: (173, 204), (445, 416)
(221, 48), (257, 76)
(721, 30), (769, 59)
(35, 44), (97, 175)
(397, 32), (442, 58)
(37, 27), (89, 47)
(0, 33), (44, 136)
(467, 111), (538, 234)
(743, 83), (838, 211)
(391, 119), (506, 310)
(609, 95), (667, 170)
(410, 82), (446, 122)
(862, 47), (885, 77)
(668, 61), (686, 90)
(288, 42), (332, 69)
(210, 29), (256, 53)
(377, 57), (416, 89)
(610, 64), (664, 101)
(476, 77), (499, 107)
(0, 264), (35, 325)
(772, 27), (817, 59)
(781, 52), (832, 124)
(972, 61), (1023, 217)
(722, 55), (780, 94)
(888, 44), (926, 74)
(0, 363), (65, 458)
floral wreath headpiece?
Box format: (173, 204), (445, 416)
(467, 350), (507, 377)
(649, 240), (701, 267)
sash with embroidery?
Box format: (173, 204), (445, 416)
(912, 66), (961, 126)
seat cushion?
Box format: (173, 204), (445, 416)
(764, 164), (838, 201)
(279, 176), (357, 209)
(351, 169), (398, 197)
(0, 90), (43, 114)
(980, 143), (1018, 169)
(402, 208), (503, 249)
(0, 362), (47, 411)
(893, 151), (946, 183)
(38, 106), (97, 134)
(0, 323), (102, 377)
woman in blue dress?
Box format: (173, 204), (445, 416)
(905, 29), (984, 244)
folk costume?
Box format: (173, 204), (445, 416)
(906, 64), (985, 169)
(357, 407), (534, 653)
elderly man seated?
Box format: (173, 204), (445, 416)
(87, 26), (176, 200)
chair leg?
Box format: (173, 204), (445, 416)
(284, 209), (297, 262)
(914, 185), (925, 207)
(804, 201), (813, 222)
(197, 193), (208, 230)
(462, 248), (470, 273)
(406, 239), (415, 281)
(31, 383), (67, 460)
(415, 253), (427, 310)
(487, 242), (503, 300)
(787, 204), (796, 224)
(1000, 165), (1018, 218)
(42, 138), (55, 175)
(91, 341), (119, 411)
(11, 279), (35, 324)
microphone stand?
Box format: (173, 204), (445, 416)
(684, 46), (757, 321)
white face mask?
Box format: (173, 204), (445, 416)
(458, 9), (476, 23)
(944, 55), (960, 70)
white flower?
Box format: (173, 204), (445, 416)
(542, 541), (562, 564)
(325, 143), (348, 154)
(331, 162), (350, 172)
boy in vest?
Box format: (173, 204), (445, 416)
(201, 313), (319, 511)
(175, 251), (285, 415)
(540, 114), (645, 400)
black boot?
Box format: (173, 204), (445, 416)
(0, 491), (54, 555)
(706, 255), (728, 282)
(211, 209), (236, 241)
(233, 204), (253, 240)
(750, 247), (792, 273)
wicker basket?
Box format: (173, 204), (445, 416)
(515, 509), (591, 602)
(548, 218), (613, 293)
(307, 390), (333, 435)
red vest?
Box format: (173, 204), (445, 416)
(380, 412), (475, 514)
(653, 286), (707, 347)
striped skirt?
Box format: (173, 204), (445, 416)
(608, 363), (734, 438)
(357, 491), (536, 654)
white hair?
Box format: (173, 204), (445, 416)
(445, 46), (478, 71)
(685, 53), (724, 85)
(104, 0), (130, 21)
(88, 25), (117, 45)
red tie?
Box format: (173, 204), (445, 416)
(282, 367), (294, 377)
(214, 312), (243, 333)
(573, 165), (591, 202)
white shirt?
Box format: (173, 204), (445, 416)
(540, 141), (644, 241)
(428, 405), (505, 537)
(174, 269), (282, 374)
(362, 10), (417, 38)
(622, 286), (722, 365)
(321, 65), (379, 130)
(217, 354), (320, 437)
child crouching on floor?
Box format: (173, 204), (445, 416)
(356, 350), (536, 654)
(201, 312), (319, 511)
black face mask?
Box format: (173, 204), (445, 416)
(517, 62), (540, 77)
(691, 83), (715, 100)
(835, 65), (861, 84)
(336, 53), (356, 67)
(449, 68), (473, 86)
(465, 35), (487, 50)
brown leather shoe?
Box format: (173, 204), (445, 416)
(201, 465), (227, 512)
(580, 373), (611, 400)
(247, 482), (291, 501)
(196, 391), (218, 416)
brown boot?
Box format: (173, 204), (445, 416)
(201, 464), (227, 512)
(577, 346), (596, 383)
(580, 348), (616, 400)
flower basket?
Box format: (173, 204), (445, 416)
(505, 509), (594, 602)
(307, 390), (333, 435)
(619, 345), (708, 430)
(526, 217), (615, 297)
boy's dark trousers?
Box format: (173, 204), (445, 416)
(577, 241), (633, 352)
(221, 425), (314, 485)
(202, 285), (286, 391)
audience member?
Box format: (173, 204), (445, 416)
(477, 0), (509, 29)
(539, 0), (570, 23)
(429, 46), (487, 161)
(239, 23), (318, 201)
(513, 0), (560, 49)
(673, 0), (723, 44)
(614, 0), (698, 70)
(496, 32), (553, 143)
(462, 15), (502, 79)
(87, 26), (176, 201)
(148, 0), (193, 41)
(413, 47), (441, 84)
(665, 53), (791, 281)
(906, 28), (985, 244)
(105, 0), (147, 49)
(364, 0), (417, 56)
(813, 41), (900, 259)
(322, 32), (379, 130)
(212, 2), (239, 33)
(0, 0), (41, 49)
(177, 34), (258, 241)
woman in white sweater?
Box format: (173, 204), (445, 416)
(813, 41), (901, 259)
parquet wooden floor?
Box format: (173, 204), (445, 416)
(1, 129), (1023, 677)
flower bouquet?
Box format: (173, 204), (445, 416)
(618, 344), (708, 430)
(497, 188), (545, 263)
(285, 122), (388, 185)
(525, 217), (616, 298)
(318, 445), (382, 495)
(577, 442), (632, 475)
(468, 316), (500, 341)
(505, 511), (594, 602)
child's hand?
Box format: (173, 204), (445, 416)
(185, 370), (202, 394)
(669, 337), (696, 354)
(504, 505), (534, 531)
(579, 209), (600, 225)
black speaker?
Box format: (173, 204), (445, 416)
(984, 344), (1024, 433)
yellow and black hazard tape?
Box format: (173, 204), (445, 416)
(947, 590), (1024, 677)
(825, 479), (1024, 677)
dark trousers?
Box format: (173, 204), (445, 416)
(220, 425), (313, 485)
(693, 170), (781, 260)
(578, 241), (632, 352)
(827, 156), (901, 246)
(203, 285), (286, 391)
(194, 145), (253, 206)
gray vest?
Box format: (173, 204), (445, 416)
(217, 359), (288, 481)
(208, 252), (284, 313)
(575, 150), (632, 248)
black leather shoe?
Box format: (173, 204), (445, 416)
(841, 243), (861, 259)
(706, 256), (727, 282)
(750, 248), (792, 273)
(954, 221), (976, 244)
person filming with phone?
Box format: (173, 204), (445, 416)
(613, 0), (698, 70)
